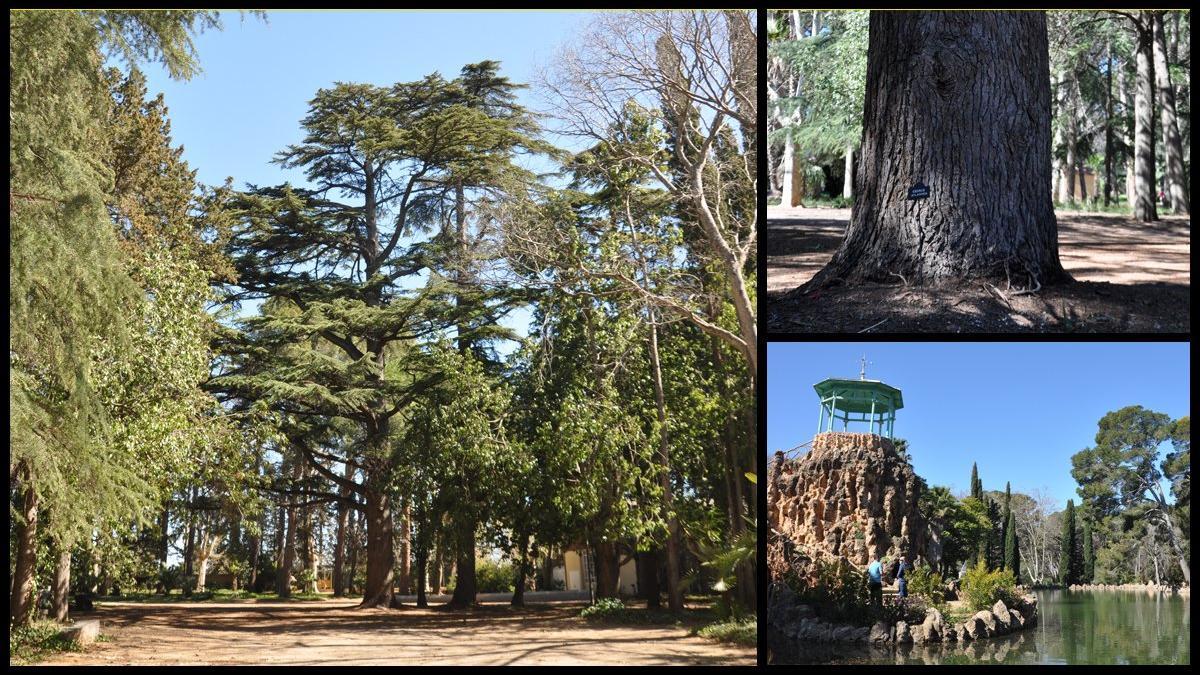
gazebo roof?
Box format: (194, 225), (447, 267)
(813, 378), (904, 414)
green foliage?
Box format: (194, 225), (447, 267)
(1060, 499), (1078, 585)
(694, 616), (757, 646)
(1004, 509), (1019, 575)
(906, 566), (945, 605)
(474, 558), (516, 593)
(960, 560), (1018, 611)
(1081, 519), (1095, 584)
(9, 620), (85, 665)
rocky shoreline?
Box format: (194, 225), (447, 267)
(768, 584), (1039, 647)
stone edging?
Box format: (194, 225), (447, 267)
(769, 584), (1038, 646)
(1067, 583), (1190, 596)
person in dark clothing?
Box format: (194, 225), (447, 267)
(897, 556), (911, 599)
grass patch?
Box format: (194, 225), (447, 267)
(8, 619), (85, 665)
(692, 616), (757, 647)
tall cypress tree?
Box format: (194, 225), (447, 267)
(1059, 499), (1078, 585)
(1004, 509), (1018, 576)
(970, 462), (982, 500)
(1000, 481), (1012, 569)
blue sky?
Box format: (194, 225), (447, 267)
(132, 11), (597, 350)
(767, 342), (1190, 510)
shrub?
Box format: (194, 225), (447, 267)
(180, 574), (198, 598)
(695, 616), (757, 647)
(906, 566), (945, 605)
(475, 558), (516, 593)
(784, 556), (872, 625)
(960, 560), (1017, 611)
(581, 597), (628, 621)
(158, 565), (182, 595)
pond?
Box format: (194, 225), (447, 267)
(768, 589), (1191, 665)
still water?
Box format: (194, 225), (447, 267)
(769, 589), (1191, 665)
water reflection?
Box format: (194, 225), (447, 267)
(768, 590), (1190, 665)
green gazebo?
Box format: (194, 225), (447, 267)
(814, 360), (903, 438)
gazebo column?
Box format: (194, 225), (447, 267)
(817, 398), (825, 434)
(870, 397), (877, 436)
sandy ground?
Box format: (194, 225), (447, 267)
(766, 206), (1190, 333)
(34, 596), (754, 666)
(766, 206), (1191, 292)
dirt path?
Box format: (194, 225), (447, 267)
(35, 599), (753, 666)
(766, 206), (1190, 292)
(767, 206), (1190, 333)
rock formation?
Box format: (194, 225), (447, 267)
(769, 432), (940, 582)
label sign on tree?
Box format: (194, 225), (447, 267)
(908, 182), (930, 200)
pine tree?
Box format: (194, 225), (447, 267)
(1082, 519), (1094, 584)
(970, 463), (982, 500)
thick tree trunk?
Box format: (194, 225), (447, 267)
(360, 479), (398, 608)
(10, 466), (39, 627)
(448, 522), (477, 608)
(1152, 11), (1189, 214)
(780, 140), (797, 207)
(593, 542), (621, 599)
(638, 549), (662, 609)
(346, 507), (360, 596)
(808, 11), (1066, 288)
(1133, 15), (1159, 222)
(52, 546), (71, 622)
(332, 462), (352, 598)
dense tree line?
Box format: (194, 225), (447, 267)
(769, 10), (1189, 217)
(10, 9), (757, 632)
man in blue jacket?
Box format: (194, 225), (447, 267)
(897, 555), (911, 599)
(867, 556), (883, 607)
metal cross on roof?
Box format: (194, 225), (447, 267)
(859, 355), (872, 380)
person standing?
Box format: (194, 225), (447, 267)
(897, 556), (911, 599)
(867, 556), (883, 607)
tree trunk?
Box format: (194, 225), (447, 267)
(332, 462), (352, 598)
(1152, 11), (1189, 214)
(843, 144), (854, 199)
(808, 11), (1066, 288)
(432, 545), (443, 595)
(1104, 38), (1114, 207)
(593, 542), (621, 599)
(360, 479), (397, 608)
(1133, 14), (1159, 222)
(52, 545), (71, 622)
(639, 549), (662, 609)
(448, 521), (477, 608)
(277, 466), (300, 597)
(780, 139), (797, 207)
(197, 551), (210, 592)
(415, 531), (429, 608)
(273, 498), (286, 593)
(185, 486), (197, 577)
(399, 501), (411, 595)
(511, 532), (529, 607)
(10, 465), (40, 627)
(1065, 75), (1078, 205)
(646, 316), (682, 613)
